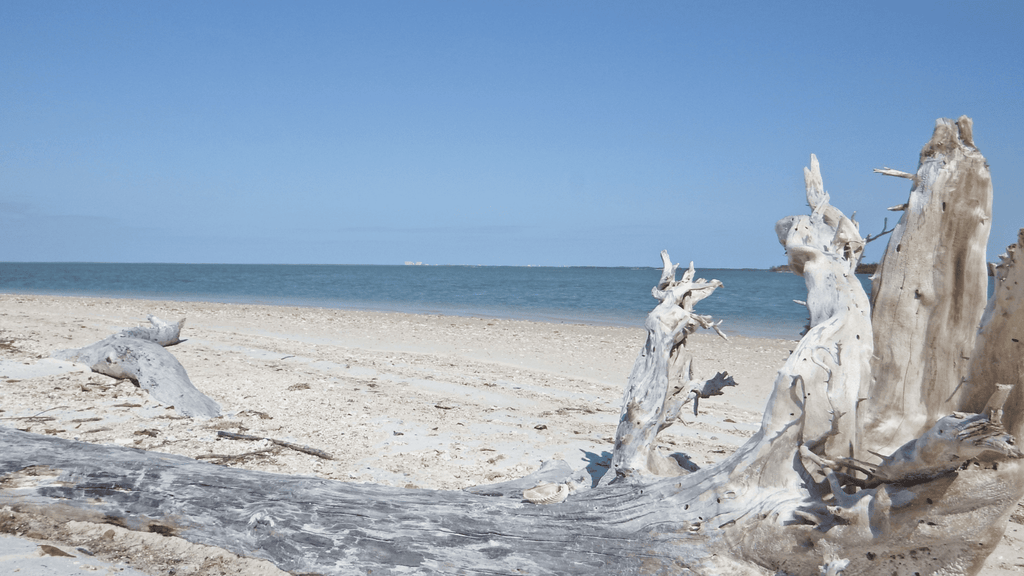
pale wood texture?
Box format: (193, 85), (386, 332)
(862, 116), (993, 455)
(52, 316), (221, 418)
(605, 252), (730, 481)
(962, 229), (1024, 439)
(774, 154), (872, 462)
(0, 427), (688, 575)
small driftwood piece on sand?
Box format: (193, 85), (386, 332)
(52, 316), (221, 418)
(216, 431), (334, 460)
(197, 446), (282, 464)
(3, 117), (1023, 575)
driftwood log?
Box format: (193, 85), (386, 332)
(2, 117), (1022, 575)
(51, 316), (221, 418)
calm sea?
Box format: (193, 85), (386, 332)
(0, 262), (870, 339)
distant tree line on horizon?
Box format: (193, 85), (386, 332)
(770, 261), (998, 276)
(769, 262), (879, 274)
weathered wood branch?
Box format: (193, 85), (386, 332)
(604, 252), (729, 482)
(873, 167), (916, 180)
(2, 118), (1021, 575)
(838, 394), (1022, 488)
(215, 430), (335, 460)
(52, 316), (221, 418)
(663, 368), (737, 426)
(863, 217), (894, 244)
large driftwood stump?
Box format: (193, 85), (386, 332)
(2, 117), (1022, 575)
(52, 316), (221, 418)
(862, 116), (994, 456)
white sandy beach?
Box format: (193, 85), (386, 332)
(2, 294), (1023, 575)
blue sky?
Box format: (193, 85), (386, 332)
(1, 1), (1021, 267)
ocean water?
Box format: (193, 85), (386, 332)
(0, 262), (870, 339)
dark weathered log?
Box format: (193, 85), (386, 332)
(52, 316), (221, 418)
(3, 118), (1021, 575)
(0, 426), (734, 575)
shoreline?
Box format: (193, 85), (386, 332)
(0, 293), (792, 480)
(0, 288), (657, 331)
(0, 263), (820, 340)
(0, 288), (808, 340)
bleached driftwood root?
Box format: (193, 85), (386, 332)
(604, 252), (734, 482)
(2, 117), (1021, 575)
(52, 316), (221, 418)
